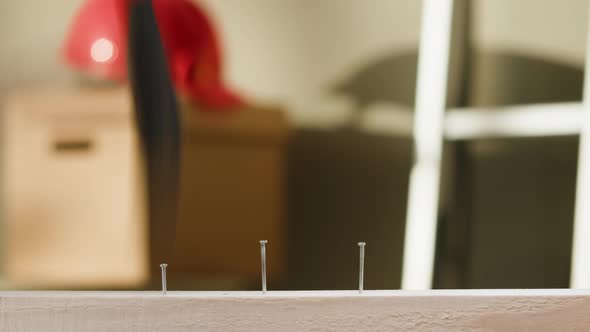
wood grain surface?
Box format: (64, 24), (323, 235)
(1, 290), (589, 331)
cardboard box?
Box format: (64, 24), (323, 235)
(2, 89), (147, 288)
(2, 88), (289, 288)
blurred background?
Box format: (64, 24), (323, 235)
(0, 0), (587, 290)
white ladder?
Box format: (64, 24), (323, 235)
(401, 0), (590, 289)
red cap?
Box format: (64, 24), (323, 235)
(63, 0), (245, 110)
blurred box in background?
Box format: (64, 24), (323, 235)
(2, 89), (146, 289)
(2, 88), (289, 290)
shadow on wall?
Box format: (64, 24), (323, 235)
(332, 51), (417, 110)
(330, 50), (583, 125)
(470, 52), (583, 105)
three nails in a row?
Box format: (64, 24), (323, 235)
(159, 240), (367, 295)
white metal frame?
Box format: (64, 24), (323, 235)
(401, 0), (454, 290)
(401, 1), (590, 289)
(570, 5), (590, 289)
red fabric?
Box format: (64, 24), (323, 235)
(63, 0), (245, 109)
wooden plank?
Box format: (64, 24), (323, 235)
(1, 290), (589, 331)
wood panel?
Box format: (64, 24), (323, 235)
(1, 290), (589, 331)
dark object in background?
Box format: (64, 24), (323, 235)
(285, 129), (411, 290)
(463, 137), (576, 288)
(127, 0), (181, 277)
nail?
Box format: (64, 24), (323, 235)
(260, 240), (268, 293)
(358, 242), (366, 294)
(160, 263), (168, 295)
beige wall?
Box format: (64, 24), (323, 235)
(470, 0), (587, 106)
(0, 0), (587, 119)
(0, 0), (81, 90)
(199, 0), (422, 124)
(474, 0), (588, 66)
(0, 0), (422, 125)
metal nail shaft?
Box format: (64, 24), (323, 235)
(260, 240), (268, 293)
(358, 242), (366, 294)
(160, 263), (168, 295)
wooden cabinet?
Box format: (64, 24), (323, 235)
(174, 105), (289, 281)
